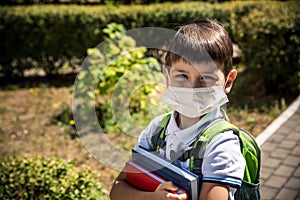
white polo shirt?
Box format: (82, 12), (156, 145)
(136, 108), (245, 199)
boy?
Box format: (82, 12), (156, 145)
(110, 18), (245, 200)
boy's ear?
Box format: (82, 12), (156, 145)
(224, 69), (237, 93)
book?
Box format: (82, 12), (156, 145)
(131, 146), (199, 200)
(125, 161), (186, 195)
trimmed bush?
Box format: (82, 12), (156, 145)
(0, 157), (108, 200)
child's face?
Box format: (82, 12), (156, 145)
(166, 60), (226, 88)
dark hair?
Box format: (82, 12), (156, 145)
(165, 18), (233, 76)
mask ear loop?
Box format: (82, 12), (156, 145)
(221, 73), (230, 121)
(223, 73), (230, 90)
(163, 65), (172, 87)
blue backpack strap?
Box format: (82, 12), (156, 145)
(151, 113), (171, 152)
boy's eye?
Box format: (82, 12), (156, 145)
(202, 76), (216, 81)
(176, 74), (188, 79)
(201, 76), (218, 86)
(199, 76), (210, 82)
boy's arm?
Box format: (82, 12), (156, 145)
(199, 182), (230, 200)
(110, 167), (187, 200)
(109, 170), (151, 200)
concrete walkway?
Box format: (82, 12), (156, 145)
(256, 95), (300, 200)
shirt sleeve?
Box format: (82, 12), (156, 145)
(135, 114), (165, 151)
(201, 130), (246, 188)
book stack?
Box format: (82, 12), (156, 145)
(126, 146), (200, 200)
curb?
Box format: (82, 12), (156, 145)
(255, 95), (300, 147)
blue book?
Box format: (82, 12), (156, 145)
(132, 146), (200, 200)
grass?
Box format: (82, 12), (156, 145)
(0, 73), (290, 197)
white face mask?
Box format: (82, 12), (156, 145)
(161, 86), (229, 118)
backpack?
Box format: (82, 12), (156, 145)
(151, 113), (261, 200)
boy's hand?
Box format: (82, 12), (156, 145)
(152, 182), (187, 200)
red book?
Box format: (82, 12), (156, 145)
(125, 161), (186, 195)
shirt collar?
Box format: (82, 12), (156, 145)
(166, 107), (224, 145)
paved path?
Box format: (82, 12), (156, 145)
(257, 95), (300, 200)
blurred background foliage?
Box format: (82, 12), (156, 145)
(1, 0), (290, 6)
(0, 1), (299, 103)
(74, 23), (169, 133)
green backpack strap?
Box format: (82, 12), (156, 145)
(189, 120), (240, 175)
(238, 128), (261, 184)
(151, 113), (172, 152)
(150, 115), (261, 200)
(194, 120), (260, 184)
(198, 120), (240, 145)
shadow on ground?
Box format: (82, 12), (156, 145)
(0, 73), (77, 89)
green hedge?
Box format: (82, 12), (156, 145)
(0, 2), (222, 76)
(0, 1), (299, 97)
(0, 157), (108, 200)
(229, 1), (300, 100)
(0, 0), (225, 6)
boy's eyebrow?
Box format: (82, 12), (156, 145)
(172, 69), (188, 73)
